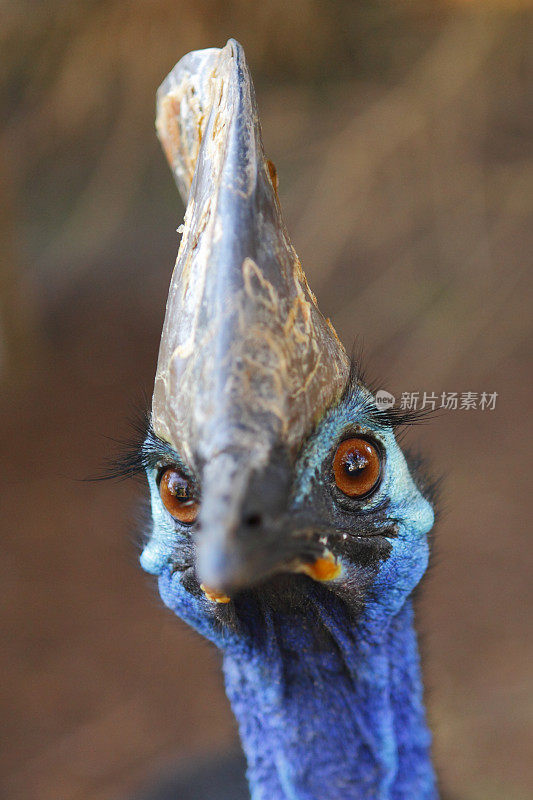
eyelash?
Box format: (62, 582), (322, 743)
(97, 349), (429, 486)
(95, 409), (180, 482)
(342, 355), (434, 429)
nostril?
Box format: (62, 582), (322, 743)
(243, 513), (262, 529)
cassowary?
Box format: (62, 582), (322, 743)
(122, 40), (439, 800)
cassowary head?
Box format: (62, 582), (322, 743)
(133, 41), (434, 628)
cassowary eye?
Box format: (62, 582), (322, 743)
(159, 467), (199, 524)
(333, 438), (382, 498)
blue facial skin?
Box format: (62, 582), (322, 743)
(141, 387), (437, 800)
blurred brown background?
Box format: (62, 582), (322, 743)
(1, 2), (532, 799)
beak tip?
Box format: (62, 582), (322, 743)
(196, 539), (246, 596)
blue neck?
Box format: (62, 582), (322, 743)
(223, 593), (437, 800)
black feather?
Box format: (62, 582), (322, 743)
(343, 349), (437, 430)
(90, 407), (178, 482)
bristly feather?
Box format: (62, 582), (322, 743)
(96, 348), (431, 484)
(92, 407), (177, 482)
(343, 349), (436, 429)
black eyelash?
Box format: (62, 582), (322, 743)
(92, 407), (177, 482)
(342, 348), (436, 429)
(95, 345), (429, 483)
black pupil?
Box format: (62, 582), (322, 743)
(168, 472), (190, 501)
(343, 451), (369, 476)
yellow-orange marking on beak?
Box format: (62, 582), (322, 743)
(298, 551), (341, 582)
(200, 584), (231, 603)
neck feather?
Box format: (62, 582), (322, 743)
(223, 594), (437, 800)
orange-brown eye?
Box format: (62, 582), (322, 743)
(159, 467), (199, 524)
(332, 438), (382, 498)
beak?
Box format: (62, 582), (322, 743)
(196, 449), (338, 595)
(153, 40), (349, 593)
(196, 453), (341, 602)
(195, 448), (293, 593)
